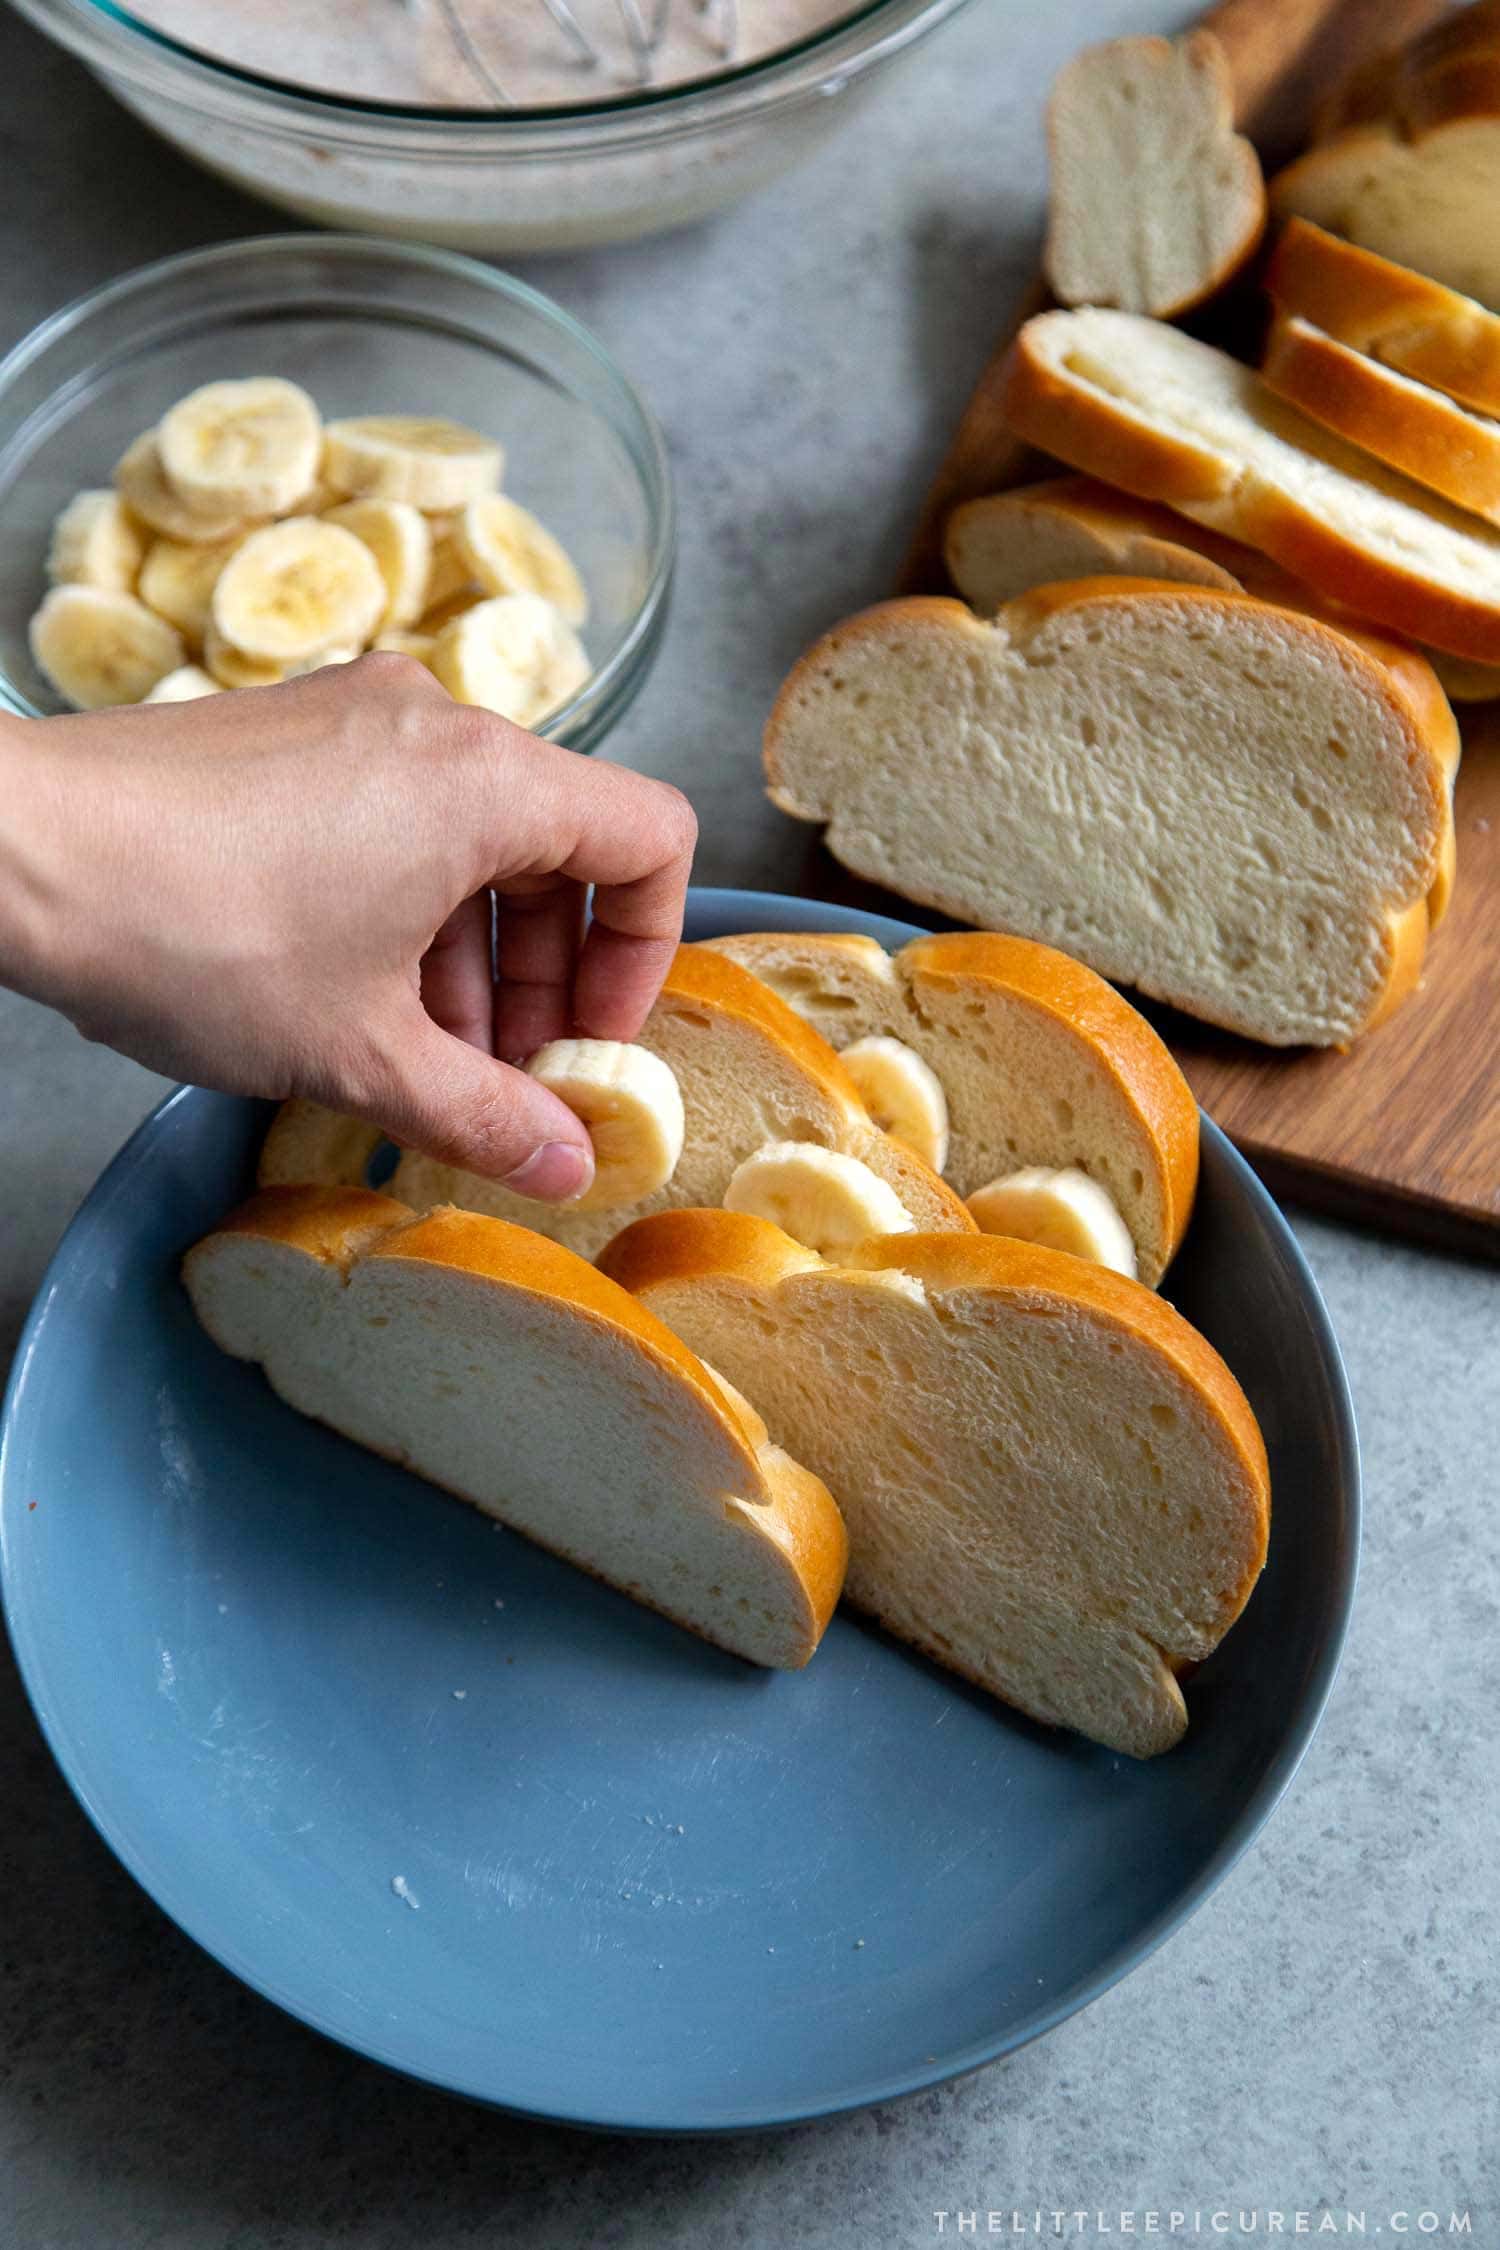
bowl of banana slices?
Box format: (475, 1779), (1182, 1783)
(0, 234), (674, 752)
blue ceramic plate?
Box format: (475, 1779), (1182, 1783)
(0, 891), (1358, 2132)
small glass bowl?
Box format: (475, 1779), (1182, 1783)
(0, 233), (674, 750)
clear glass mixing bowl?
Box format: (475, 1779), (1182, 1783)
(0, 233), (674, 748)
(5, 0), (980, 251)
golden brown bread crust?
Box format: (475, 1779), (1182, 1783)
(600, 1209), (1271, 1634)
(999, 315), (1500, 661)
(1262, 312), (1500, 525)
(899, 928), (1200, 1265)
(1266, 218), (1500, 418)
(191, 1186), (850, 1655)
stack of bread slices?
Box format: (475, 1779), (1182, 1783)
(760, 9), (1500, 1053)
(189, 931), (1272, 1759)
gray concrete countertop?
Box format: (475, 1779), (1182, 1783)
(1, 2), (1495, 2242)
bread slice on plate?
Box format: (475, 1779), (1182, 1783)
(600, 1211), (1270, 1757)
(943, 475), (1247, 614)
(764, 579), (1453, 1048)
(1266, 216), (1500, 419)
(1044, 32), (1265, 319)
(1262, 311), (1500, 526)
(258, 944), (975, 1259)
(1000, 305), (1500, 659)
(183, 1184), (848, 1669)
(703, 928), (1198, 1287)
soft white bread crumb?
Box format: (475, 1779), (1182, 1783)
(182, 1186), (848, 1670)
(763, 581), (1450, 1048)
(601, 1212), (1270, 1758)
(1045, 31), (1265, 318)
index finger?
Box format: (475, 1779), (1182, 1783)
(476, 742), (697, 1043)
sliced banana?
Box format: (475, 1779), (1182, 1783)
(114, 432), (261, 546)
(203, 625), (284, 688)
(158, 378), (322, 521)
(203, 628), (361, 688)
(841, 1036), (950, 1172)
(421, 530), (479, 618)
(453, 494), (588, 627)
(322, 499), (432, 630)
(429, 592), (590, 726)
(419, 587), (483, 638)
(967, 1167), (1138, 1279)
(322, 415), (502, 511)
(46, 490), (145, 593)
(144, 663), (224, 703)
(723, 1141), (915, 1260)
(524, 1039), (685, 1212)
(373, 629), (437, 665)
(211, 518), (385, 663)
(29, 585), (184, 710)
(138, 534), (243, 646)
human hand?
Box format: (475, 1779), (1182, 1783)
(0, 655), (697, 1202)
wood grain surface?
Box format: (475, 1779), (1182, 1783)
(880, 0), (1500, 1252)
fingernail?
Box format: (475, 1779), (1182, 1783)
(503, 1140), (594, 1204)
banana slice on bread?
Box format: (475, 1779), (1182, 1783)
(967, 1166), (1138, 1278)
(525, 1040), (685, 1211)
(724, 1143), (914, 1260)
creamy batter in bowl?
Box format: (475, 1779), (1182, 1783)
(6, 0), (980, 250)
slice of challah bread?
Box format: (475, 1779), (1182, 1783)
(599, 1211), (1270, 1757)
(1043, 31), (1266, 319)
(764, 580), (1452, 1048)
(258, 945), (975, 1259)
(703, 929), (1197, 1287)
(944, 476), (1247, 613)
(1000, 306), (1500, 659)
(183, 1185), (847, 1669)
(1272, 15), (1500, 309)
(1266, 216), (1500, 419)
(1263, 312), (1500, 525)
(938, 479), (1461, 920)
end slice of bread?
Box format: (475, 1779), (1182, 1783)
(1266, 216), (1500, 419)
(183, 1185), (848, 1669)
(944, 476), (1247, 615)
(257, 945), (975, 1258)
(600, 1210), (1270, 1758)
(1000, 305), (1500, 659)
(763, 580), (1452, 1047)
(703, 927), (1198, 1287)
(1044, 31), (1266, 319)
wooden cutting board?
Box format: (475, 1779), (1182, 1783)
(880, 0), (1500, 1257)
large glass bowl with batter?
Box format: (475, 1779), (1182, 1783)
(5, 0), (981, 251)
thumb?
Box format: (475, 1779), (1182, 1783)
(357, 1005), (596, 1204)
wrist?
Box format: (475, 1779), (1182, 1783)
(0, 712), (85, 1011)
